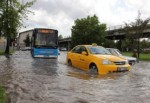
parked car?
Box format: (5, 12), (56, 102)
(143, 48), (150, 54)
(21, 47), (31, 51)
(60, 47), (67, 51)
(67, 44), (131, 74)
(107, 48), (137, 65)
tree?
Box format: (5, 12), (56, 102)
(124, 11), (150, 59)
(58, 34), (63, 40)
(0, 0), (35, 54)
(103, 39), (115, 48)
(71, 15), (106, 47)
(23, 35), (30, 46)
(121, 39), (131, 51)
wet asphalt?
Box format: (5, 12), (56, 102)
(0, 51), (150, 103)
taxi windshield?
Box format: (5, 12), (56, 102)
(88, 46), (111, 55)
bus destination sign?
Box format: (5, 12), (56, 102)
(38, 29), (54, 33)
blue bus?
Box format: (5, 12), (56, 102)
(31, 28), (59, 58)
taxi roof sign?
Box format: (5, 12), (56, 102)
(92, 43), (97, 46)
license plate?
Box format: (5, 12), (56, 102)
(117, 67), (127, 72)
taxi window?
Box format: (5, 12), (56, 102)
(72, 46), (87, 54)
(72, 46), (82, 54)
(80, 46), (87, 52)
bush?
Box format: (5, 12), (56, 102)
(0, 86), (7, 103)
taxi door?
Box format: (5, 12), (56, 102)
(79, 46), (90, 70)
(70, 46), (82, 68)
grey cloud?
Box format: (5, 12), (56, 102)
(31, 0), (92, 20)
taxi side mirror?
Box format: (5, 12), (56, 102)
(82, 51), (88, 55)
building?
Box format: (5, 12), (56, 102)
(0, 37), (6, 50)
(17, 29), (33, 49)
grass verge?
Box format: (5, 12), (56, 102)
(122, 52), (150, 61)
(0, 50), (14, 55)
(0, 86), (7, 103)
(0, 50), (5, 55)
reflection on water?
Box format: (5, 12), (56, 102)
(67, 71), (91, 80)
(32, 58), (58, 76)
(67, 71), (130, 80)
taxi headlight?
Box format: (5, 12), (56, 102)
(102, 59), (112, 65)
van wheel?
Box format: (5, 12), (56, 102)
(90, 64), (98, 75)
(68, 60), (72, 66)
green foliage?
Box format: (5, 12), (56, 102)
(122, 52), (150, 61)
(58, 34), (63, 40)
(140, 39), (150, 49)
(0, 50), (5, 55)
(0, 86), (7, 103)
(121, 39), (132, 51)
(140, 53), (150, 61)
(23, 35), (30, 46)
(71, 15), (106, 47)
(123, 11), (150, 58)
(103, 39), (115, 48)
(0, 49), (14, 55)
(0, 0), (36, 54)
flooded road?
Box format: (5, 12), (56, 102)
(0, 51), (150, 103)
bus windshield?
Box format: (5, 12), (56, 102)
(35, 32), (57, 47)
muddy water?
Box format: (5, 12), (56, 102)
(0, 51), (150, 103)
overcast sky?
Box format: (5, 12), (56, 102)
(21, 0), (150, 37)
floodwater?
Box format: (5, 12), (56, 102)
(0, 51), (150, 103)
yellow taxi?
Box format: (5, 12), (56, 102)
(67, 44), (131, 74)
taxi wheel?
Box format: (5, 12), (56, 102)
(90, 64), (98, 75)
(68, 60), (72, 66)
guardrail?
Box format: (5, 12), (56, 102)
(107, 23), (150, 31)
(107, 25), (125, 31)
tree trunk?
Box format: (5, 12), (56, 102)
(5, 37), (10, 54)
(137, 38), (140, 61)
(5, 0), (10, 54)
